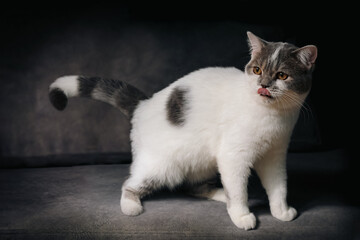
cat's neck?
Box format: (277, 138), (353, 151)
(250, 95), (305, 124)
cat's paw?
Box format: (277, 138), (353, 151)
(271, 206), (297, 222)
(120, 197), (143, 216)
(230, 212), (257, 230)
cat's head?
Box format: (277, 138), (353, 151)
(245, 32), (317, 109)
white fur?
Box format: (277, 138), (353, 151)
(50, 76), (79, 97)
(270, 43), (284, 62)
(120, 197), (143, 216)
(122, 67), (304, 229)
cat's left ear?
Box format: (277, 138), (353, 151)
(247, 31), (268, 56)
(292, 45), (318, 70)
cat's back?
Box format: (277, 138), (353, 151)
(171, 67), (247, 108)
(139, 66), (246, 119)
(174, 66), (247, 122)
(132, 66), (248, 139)
(177, 66), (245, 87)
(135, 67), (247, 121)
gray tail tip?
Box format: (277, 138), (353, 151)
(49, 88), (68, 111)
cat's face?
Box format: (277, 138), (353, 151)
(245, 32), (317, 109)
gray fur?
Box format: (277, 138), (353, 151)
(245, 37), (315, 94)
(123, 178), (159, 200)
(123, 188), (142, 204)
(166, 87), (189, 126)
(78, 76), (148, 118)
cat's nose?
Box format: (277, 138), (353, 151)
(261, 84), (269, 88)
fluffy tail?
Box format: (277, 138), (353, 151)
(49, 76), (148, 118)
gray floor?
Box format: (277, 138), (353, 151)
(1, 163), (359, 240)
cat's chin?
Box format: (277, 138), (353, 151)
(259, 94), (273, 100)
(258, 94), (276, 104)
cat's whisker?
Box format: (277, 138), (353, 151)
(269, 89), (312, 121)
(280, 92), (313, 122)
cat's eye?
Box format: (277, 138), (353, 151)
(253, 67), (262, 75)
(276, 72), (288, 80)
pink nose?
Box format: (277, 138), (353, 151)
(257, 87), (271, 97)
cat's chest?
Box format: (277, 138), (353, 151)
(224, 109), (295, 150)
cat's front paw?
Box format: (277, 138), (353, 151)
(229, 212), (256, 230)
(271, 206), (297, 222)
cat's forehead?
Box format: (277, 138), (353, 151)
(263, 42), (297, 57)
(255, 42), (300, 72)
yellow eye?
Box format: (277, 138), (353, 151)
(276, 72), (288, 80)
(253, 67), (262, 75)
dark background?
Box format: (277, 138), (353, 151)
(0, 2), (356, 172)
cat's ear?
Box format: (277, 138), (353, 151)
(292, 45), (318, 69)
(247, 31), (268, 56)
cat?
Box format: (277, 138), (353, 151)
(49, 32), (317, 230)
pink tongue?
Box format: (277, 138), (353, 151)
(257, 88), (271, 97)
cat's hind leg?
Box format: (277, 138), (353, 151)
(120, 177), (159, 216)
(120, 152), (183, 216)
(187, 182), (226, 203)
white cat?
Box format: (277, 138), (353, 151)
(49, 32), (317, 230)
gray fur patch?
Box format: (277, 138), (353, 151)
(123, 178), (159, 200)
(123, 188), (141, 204)
(78, 76), (147, 118)
(166, 86), (189, 126)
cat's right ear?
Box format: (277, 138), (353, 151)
(247, 31), (267, 56)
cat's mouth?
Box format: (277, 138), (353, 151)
(257, 88), (273, 99)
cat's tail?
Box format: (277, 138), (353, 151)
(49, 76), (148, 118)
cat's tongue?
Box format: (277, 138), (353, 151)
(257, 88), (271, 98)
